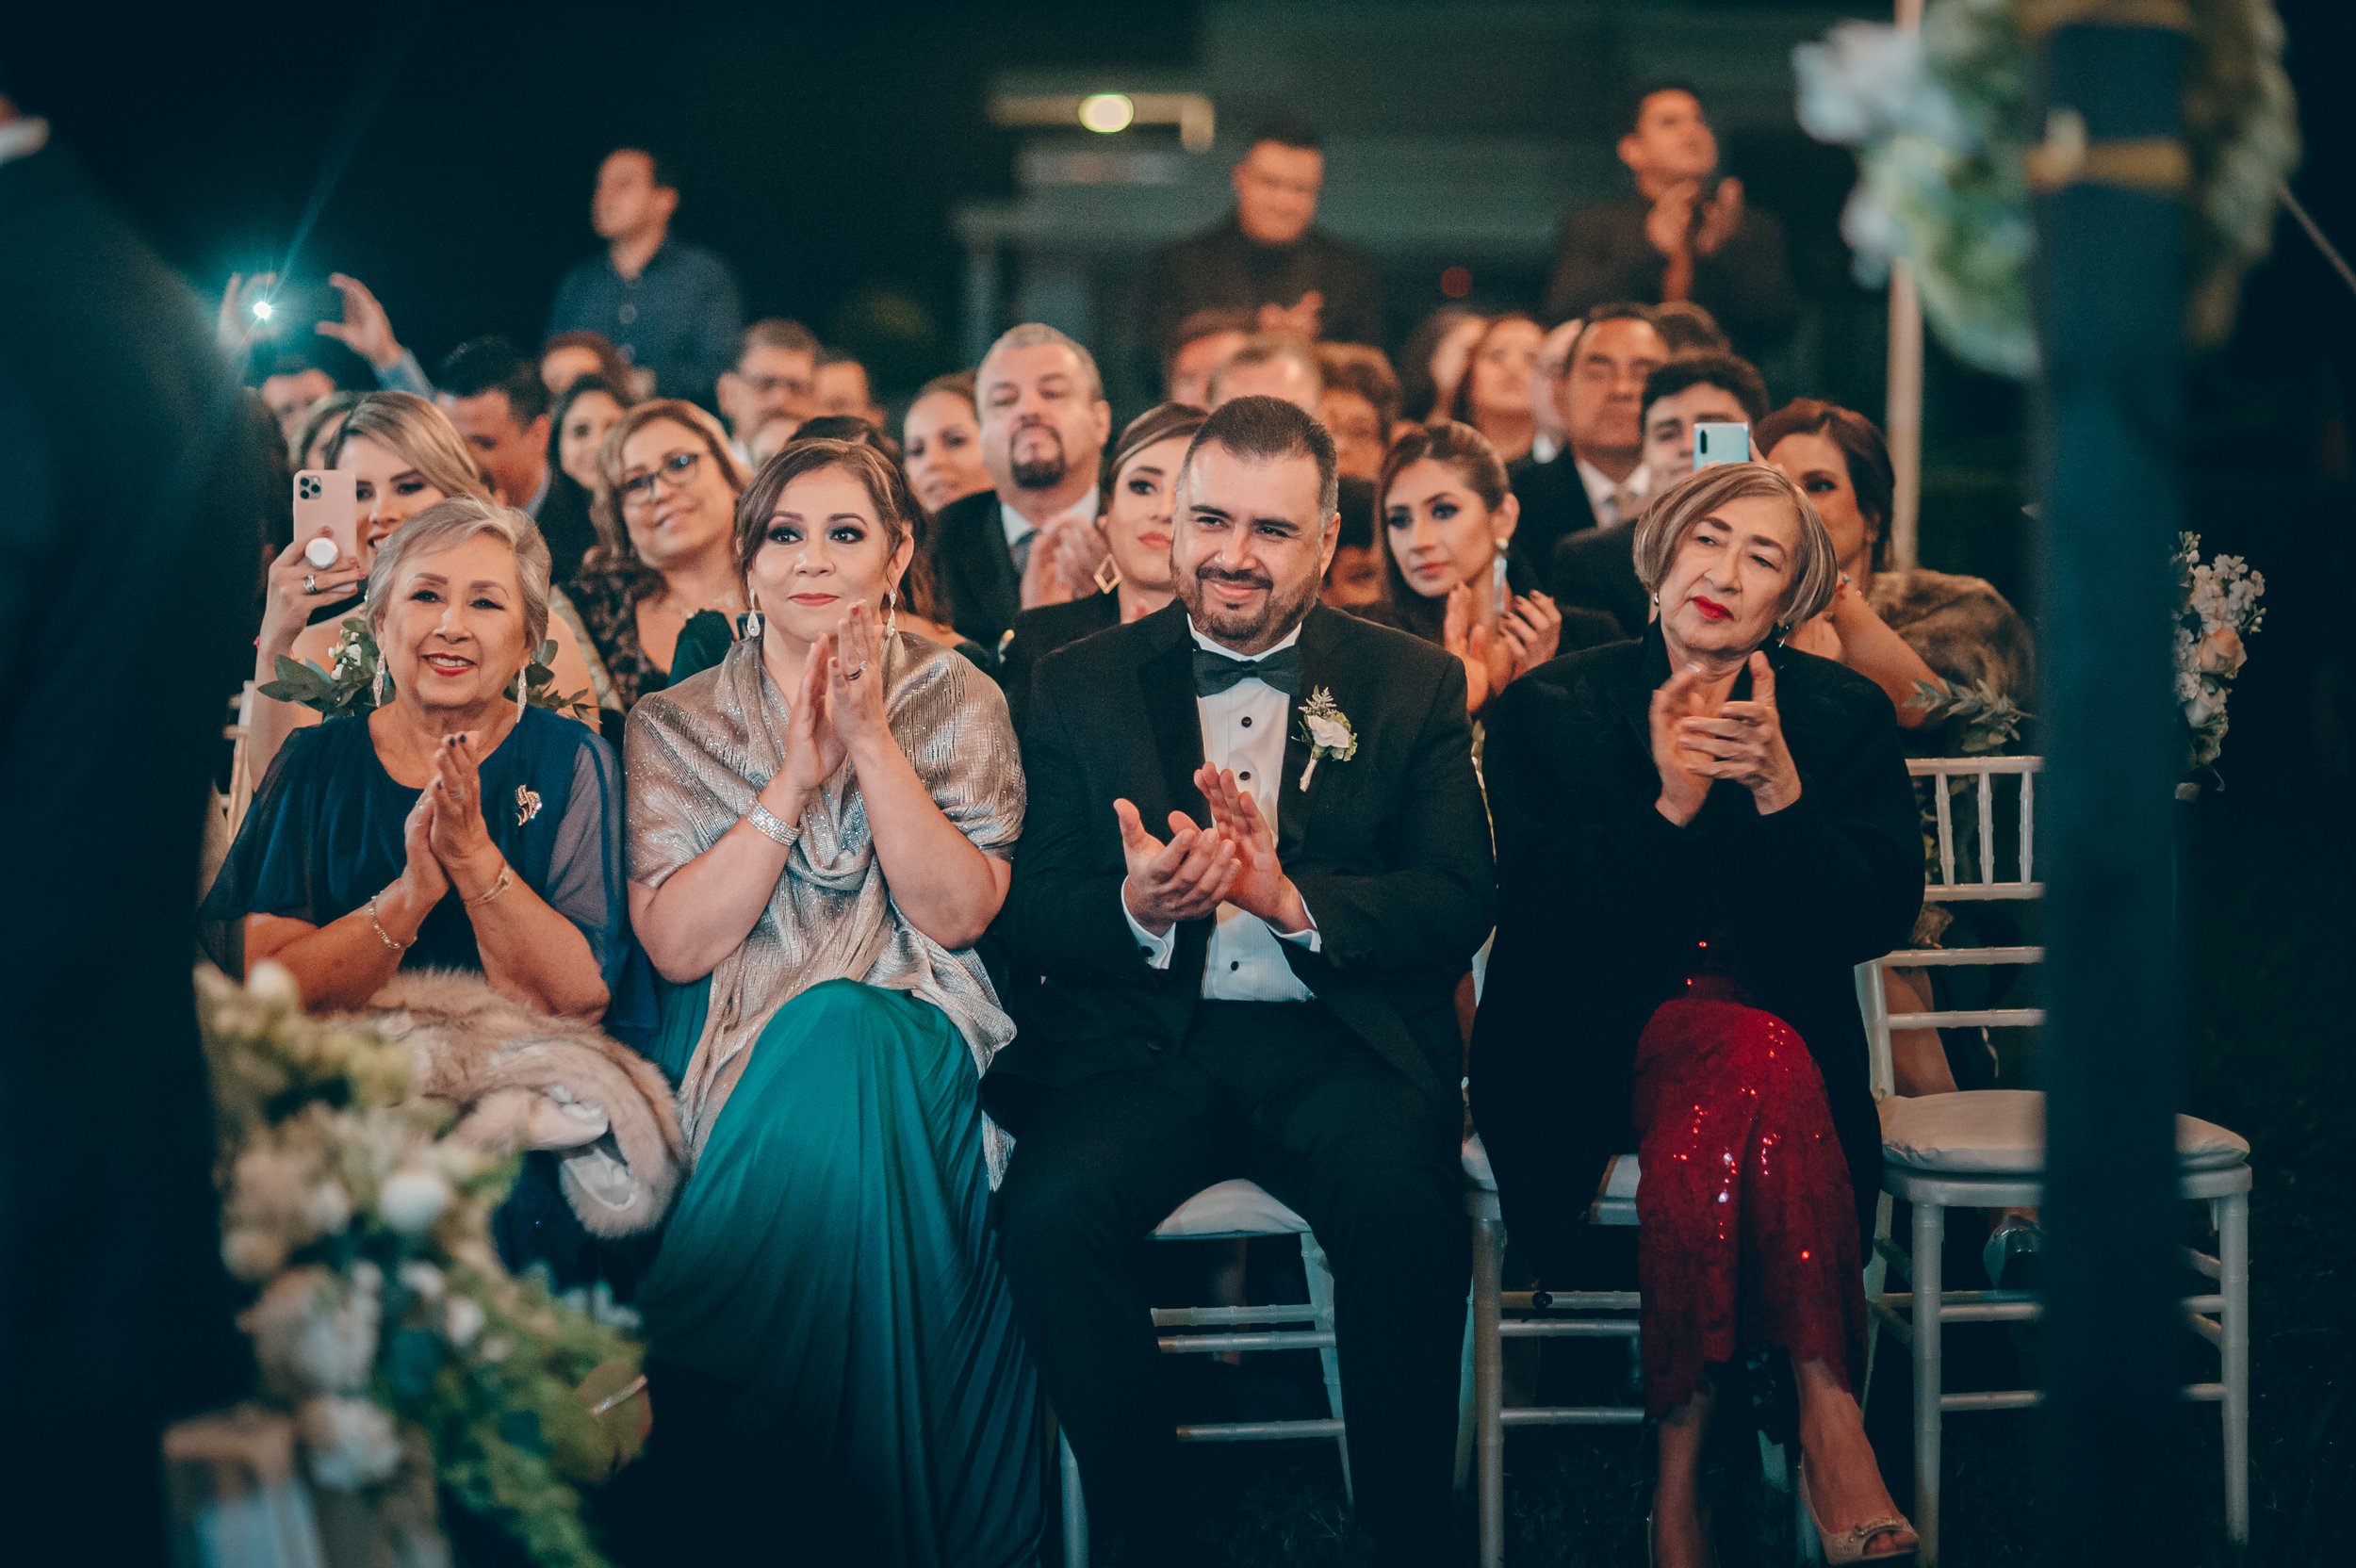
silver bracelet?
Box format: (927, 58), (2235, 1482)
(746, 800), (800, 847)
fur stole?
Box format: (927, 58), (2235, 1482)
(340, 971), (684, 1237)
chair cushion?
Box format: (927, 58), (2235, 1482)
(1880, 1089), (2250, 1174)
(1153, 1179), (1310, 1237)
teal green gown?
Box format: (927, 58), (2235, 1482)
(634, 974), (1042, 1565)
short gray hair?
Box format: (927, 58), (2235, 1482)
(366, 497), (553, 658)
(1630, 462), (1839, 634)
(978, 322), (1105, 404)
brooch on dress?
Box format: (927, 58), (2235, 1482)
(515, 785), (543, 827)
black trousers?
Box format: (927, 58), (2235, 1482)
(992, 1003), (1468, 1568)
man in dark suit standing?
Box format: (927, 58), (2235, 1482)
(0, 103), (258, 1560)
(1138, 118), (1383, 358)
(927, 322), (1112, 647)
(988, 397), (1493, 1567)
(1510, 303), (1668, 583)
(1543, 84), (1799, 356)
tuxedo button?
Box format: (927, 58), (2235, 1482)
(1237, 771), (1251, 781)
(1230, 961), (1240, 972)
(1240, 716), (1252, 727)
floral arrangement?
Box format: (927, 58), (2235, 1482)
(1911, 675), (2032, 756)
(2176, 531), (2266, 776)
(261, 617), (592, 721)
(1793, 0), (2299, 377)
(199, 962), (643, 1568)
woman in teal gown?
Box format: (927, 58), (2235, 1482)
(623, 439), (1040, 1564)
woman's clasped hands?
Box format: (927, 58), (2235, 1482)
(397, 731), (508, 906)
(1648, 651), (1803, 826)
(777, 600), (892, 798)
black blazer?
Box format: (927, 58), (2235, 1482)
(1542, 195), (1801, 353)
(1505, 451), (1599, 584)
(990, 601), (1496, 1110)
(1548, 517), (1648, 640)
(929, 488), (1021, 648)
(999, 589), (1120, 732)
(1468, 629), (1922, 1273)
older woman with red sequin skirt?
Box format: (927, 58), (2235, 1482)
(1472, 462), (1925, 1565)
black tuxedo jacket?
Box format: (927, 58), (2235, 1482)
(1506, 452), (1599, 585)
(999, 588), (1120, 732)
(1542, 194), (1801, 353)
(1468, 630), (1921, 1268)
(929, 488), (1022, 648)
(990, 601), (1496, 1110)
(1548, 517), (1647, 640)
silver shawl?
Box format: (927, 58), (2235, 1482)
(624, 632), (1023, 1162)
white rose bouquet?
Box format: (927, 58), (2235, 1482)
(2174, 531), (2266, 777)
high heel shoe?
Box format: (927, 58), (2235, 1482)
(1799, 1457), (1918, 1563)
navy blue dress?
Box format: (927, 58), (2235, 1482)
(205, 707), (636, 1004)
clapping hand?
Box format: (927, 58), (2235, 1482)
(1648, 663), (1717, 825)
(777, 638), (849, 798)
(1644, 180), (1703, 260)
(398, 787), (450, 908)
(1255, 290), (1325, 339)
(427, 733), (504, 895)
(315, 273), (406, 371)
(1019, 518), (1079, 610)
(1674, 651), (1803, 814)
(1115, 798), (1238, 937)
(1496, 591), (1562, 678)
(823, 601), (892, 755)
(1693, 177), (1745, 258)
(1051, 515), (1111, 598)
(1443, 583), (1513, 713)
(1197, 765), (1309, 934)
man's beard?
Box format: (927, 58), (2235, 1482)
(1008, 426), (1069, 491)
(1178, 560), (1318, 653)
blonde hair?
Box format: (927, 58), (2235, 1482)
(586, 399), (747, 587)
(366, 498), (553, 659)
(326, 391), (494, 504)
(1631, 462), (1839, 633)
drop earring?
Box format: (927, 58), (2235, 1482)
(743, 594), (764, 640)
(882, 586), (898, 640)
(515, 666), (529, 712)
(372, 658), (390, 707)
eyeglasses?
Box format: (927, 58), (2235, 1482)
(617, 449), (703, 508)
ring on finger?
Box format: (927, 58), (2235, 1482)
(303, 573), (319, 595)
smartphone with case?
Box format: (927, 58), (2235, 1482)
(293, 468), (360, 568)
(1693, 421), (1751, 470)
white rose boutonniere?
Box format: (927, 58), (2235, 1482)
(1295, 687), (1358, 791)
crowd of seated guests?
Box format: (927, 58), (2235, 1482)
(205, 106), (2045, 1567)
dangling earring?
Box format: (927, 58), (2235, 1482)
(1093, 555), (1121, 595)
(371, 658), (389, 707)
(882, 586), (898, 641)
(515, 666), (529, 713)
(743, 592), (764, 640)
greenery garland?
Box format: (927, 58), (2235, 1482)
(200, 963), (643, 1568)
(260, 617), (593, 721)
(1796, 0), (2300, 377)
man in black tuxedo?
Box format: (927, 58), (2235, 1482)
(1510, 303), (1668, 581)
(1543, 83), (1799, 356)
(988, 397), (1493, 1567)
(0, 104), (258, 1560)
(1551, 349), (1771, 639)
(926, 322), (1112, 647)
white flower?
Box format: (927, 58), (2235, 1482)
(397, 1261), (446, 1303)
(242, 1266), (381, 1397)
(295, 1396), (403, 1491)
(1792, 23), (1970, 150)
(1303, 714), (1352, 753)
(377, 1168), (452, 1236)
(221, 1226), (289, 1283)
(2197, 627), (2247, 678)
(444, 1296), (485, 1348)
(479, 1334), (511, 1365)
(245, 960), (302, 1007)
(2184, 683), (2227, 727)
(304, 1181), (353, 1238)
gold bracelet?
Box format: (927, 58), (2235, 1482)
(464, 864), (513, 908)
(368, 891), (413, 952)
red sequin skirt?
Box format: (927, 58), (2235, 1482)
(1631, 992), (1866, 1418)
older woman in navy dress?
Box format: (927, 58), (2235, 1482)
(205, 499), (630, 1016)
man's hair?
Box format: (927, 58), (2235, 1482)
(815, 348), (866, 375)
(1753, 398), (1898, 571)
(436, 336), (548, 424)
(737, 318), (821, 366)
(1207, 333), (1323, 405)
(1165, 306), (1253, 370)
(1181, 394), (1339, 521)
(1246, 115), (1321, 154)
(259, 350), (335, 385)
(1653, 301), (1729, 354)
(1563, 302), (1663, 367)
(979, 322), (1105, 405)
(611, 145), (679, 191)
(1642, 351), (1770, 425)
(1623, 79), (1704, 137)
(1316, 342), (1402, 433)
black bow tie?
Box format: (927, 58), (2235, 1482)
(1192, 643), (1303, 698)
